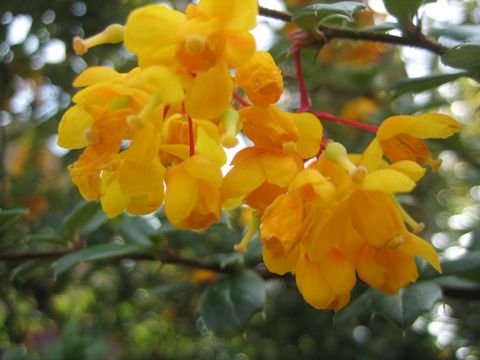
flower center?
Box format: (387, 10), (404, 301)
(185, 35), (207, 55)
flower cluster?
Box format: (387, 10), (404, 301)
(58, 0), (461, 310)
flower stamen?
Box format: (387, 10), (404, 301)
(235, 210), (261, 253)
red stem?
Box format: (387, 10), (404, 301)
(163, 104), (171, 118)
(312, 111), (379, 133)
(188, 115), (195, 156)
(295, 50), (311, 112)
(233, 92), (251, 107)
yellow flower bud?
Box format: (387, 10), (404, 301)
(236, 51), (283, 107)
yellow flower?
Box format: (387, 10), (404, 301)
(236, 51), (283, 107)
(59, 67), (148, 201)
(159, 113), (226, 167)
(340, 96), (378, 122)
(221, 147), (303, 210)
(191, 270), (218, 284)
(356, 231), (441, 294)
(164, 155), (222, 230)
(304, 140), (441, 298)
(100, 113), (166, 217)
(377, 113), (461, 170)
(296, 248), (356, 310)
(124, 0), (257, 120)
(240, 105), (323, 158)
(260, 168), (336, 275)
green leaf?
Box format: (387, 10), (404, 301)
(0, 208), (28, 231)
(149, 280), (194, 296)
(362, 22), (400, 32)
(442, 43), (480, 71)
(334, 289), (372, 323)
(210, 252), (244, 269)
(429, 25), (480, 42)
(382, 0), (425, 27)
(26, 233), (64, 245)
(370, 282), (442, 329)
(389, 72), (467, 98)
(200, 270), (266, 333)
(118, 220), (154, 247)
(422, 251), (480, 279)
(10, 260), (41, 281)
(292, 2), (367, 31)
(63, 201), (108, 241)
(55, 244), (147, 277)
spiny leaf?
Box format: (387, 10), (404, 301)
(293, 2), (367, 31)
(442, 43), (480, 72)
(382, 0), (427, 27)
(369, 282), (442, 329)
(200, 270), (266, 334)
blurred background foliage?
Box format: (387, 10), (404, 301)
(0, 0), (480, 359)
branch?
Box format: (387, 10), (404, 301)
(258, 6), (292, 22)
(257, 6), (448, 56)
(0, 248), (233, 274)
(317, 25), (448, 56)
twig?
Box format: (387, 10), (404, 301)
(317, 25), (448, 56)
(312, 111), (379, 133)
(258, 6), (292, 22)
(258, 6), (448, 56)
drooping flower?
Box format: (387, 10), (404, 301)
(261, 168), (335, 275)
(236, 51), (284, 107)
(164, 154), (223, 230)
(296, 247), (356, 310)
(376, 113), (461, 170)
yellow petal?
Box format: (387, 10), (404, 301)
(288, 168), (335, 203)
(73, 66), (124, 87)
(235, 50), (282, 106)
(377, 113), (461, 141)
(388, 160), (426, 182)
(290, 112), (323, 159)
(118, 158), (165, 196)
(362, 169), (416, 193)
(100, 173), (129, 218)
(357, 138), (383, 171)
(261, 152), (302, 188)
(196, 0), (257, 30)
(124, 5), (185, 66)
(401, 233), (441, 273)
(296, 254), (333, 310)
(241, 105), (299, 148)
(127, 182), (165, 215)
(185, 62), (233, 119)
(356, 244), (386, 288)
(262, 242), (301, 275)
(322, 248), (356, 298)
(127, 66), (185, 105)
(195, 121), (227, 166)
(164, 166), (199, 225)
(349, 190), (405, 249)
(261, 194), (304, 256)
(183, 155), (223, 188)
(221, 159), (265, 208)
(57, 106), (94, 149)
(224, 30), (256, 68)
(158, 144), (190, 161)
